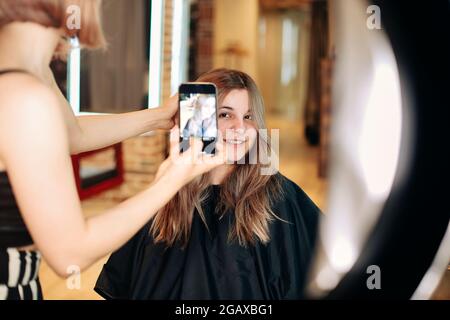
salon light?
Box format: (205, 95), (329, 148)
(329, 235), (357, 273)
(280, 17), (299, 86)
(148, 0), (164, 108)
(171, 0), (190, 94)
(307, 0), (405, 298)
(358, 59), (402, 200)
(316, 264), (340, 291)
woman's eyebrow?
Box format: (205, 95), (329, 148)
(219, 106), (234, 110)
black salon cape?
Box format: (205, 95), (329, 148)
(94, 174), (320, 300)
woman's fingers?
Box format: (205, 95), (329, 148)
(163, 94), (179, 117)
(202, 140), (225, 167)
(214, 139), (225, 163)
(173, 109), (180, 126)
(168, 129), (225, 173)
(188, 137), (204, 159)
(169, 126), (180, 159)
(214, 131), (225, 162)
(158, 119), (175, 130)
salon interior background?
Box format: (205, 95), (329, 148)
(41, 0), (449, 300)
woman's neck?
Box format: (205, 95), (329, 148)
(0, 22), (60, 78)
(209, 164), (234, 185)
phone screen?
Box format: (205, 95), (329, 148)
(179, 83), (218, 155)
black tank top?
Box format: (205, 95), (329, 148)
(0, 69), (34, 248)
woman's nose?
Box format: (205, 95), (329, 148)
(229, 117), (245, 131)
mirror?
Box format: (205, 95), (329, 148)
(60, 0), (154, 199)
(46, 0), (448, 300)
(79, 0), (151, 113)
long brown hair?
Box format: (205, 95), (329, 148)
(151, 68), (284, 248)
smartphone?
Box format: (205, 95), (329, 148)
(178, 83), (218, 155)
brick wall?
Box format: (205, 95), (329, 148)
(84, 133), (167, 203)
(163, 0), (174, 99)
(196, 0), (214, 77)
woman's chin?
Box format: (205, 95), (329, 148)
(225, 144), (248, 163)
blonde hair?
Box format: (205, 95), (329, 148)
(0, 0), (106, 49)
(150, 68), (284, 248)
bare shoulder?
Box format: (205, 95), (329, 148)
(0, 72), (57, 106)
(0, 72), (61, 120)
(0, 73), (65, 154)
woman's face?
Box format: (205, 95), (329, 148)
(218, 89), (258, 163)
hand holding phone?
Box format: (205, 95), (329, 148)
(154, 125), (225, 188)
(178, 83), (218, 155)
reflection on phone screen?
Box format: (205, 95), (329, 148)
(179, 93), (217, 155)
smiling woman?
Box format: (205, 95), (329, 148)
(218, 89), (258, 163)
(151, 68), (285, 249)
(94, 69), (322, 300)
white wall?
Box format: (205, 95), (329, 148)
(213, 0), (260, 85)
(258, 9), (311, 119)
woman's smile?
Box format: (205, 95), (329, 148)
(223, 137), (247, 145)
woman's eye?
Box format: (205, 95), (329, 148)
(219, 112), (231, 118)
(244, 114), (253, 120)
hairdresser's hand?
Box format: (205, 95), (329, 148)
(150, 94), (178, 130)
(155, 126), (225, 187)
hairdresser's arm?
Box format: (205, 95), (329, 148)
(45, 67), (177, 155)
(0, 76), (215, 278)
